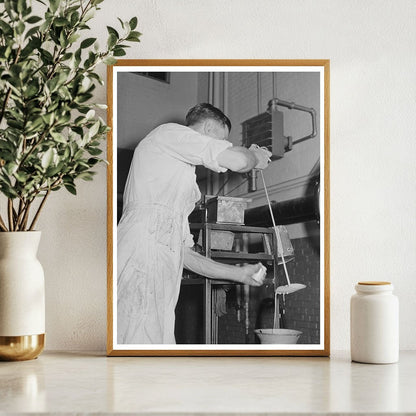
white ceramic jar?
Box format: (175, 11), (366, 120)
(350, 281), (399, 364)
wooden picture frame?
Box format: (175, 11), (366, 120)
(107, 60), (330, 356)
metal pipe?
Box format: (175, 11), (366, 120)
(268, 98), (317, 145)
(269, 98), (314, 114)
(247, 170), (258, 193)
(206, 73), (214, 195)
(221, 73), (230, 196)
(244, 192), (318, 226)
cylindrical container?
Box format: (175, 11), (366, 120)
(0, 231), (45, 361)
(350, 281), (398, 364)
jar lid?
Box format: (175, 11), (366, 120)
(358, 281), (391, 285)
(355, 281), (393, 293)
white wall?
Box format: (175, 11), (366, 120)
(117, 72), (199, 149)
(39, 0), (416, 351)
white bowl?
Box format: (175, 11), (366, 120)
(255, 328), (302, 344)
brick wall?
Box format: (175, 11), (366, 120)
(176, 233), (321, 345)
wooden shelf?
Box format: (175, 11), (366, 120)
(210, 251), (274, 261)
(190, 223), (273, 234)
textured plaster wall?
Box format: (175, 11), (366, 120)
(38, 0), (416, 351)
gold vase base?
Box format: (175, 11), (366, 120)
(0, 334), (45, 361)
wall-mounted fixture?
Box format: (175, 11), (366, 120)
(242, 98), (317, 160)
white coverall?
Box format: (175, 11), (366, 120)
(117, 123), (232, 344)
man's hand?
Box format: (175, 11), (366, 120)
(239, 262), (267, 287)
(249, 144), (272, 170)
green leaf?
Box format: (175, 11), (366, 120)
(87, 157), (100, 166)
(77, 171), (95, 181)
(74, 48), (82, 67)
(103, 56), (117, 65)
(113, 47), (126, 57)
(106, 26), (119, 38)
(88, 120), (100, 138)
(74, 148), (84, 159)
(25, 117), (44, 133)
(49, 0), (59, 13)
(129, 30), (141, 38)
(4, 0), (16, 19)
(68, 33), (80, 44)
(41, 148), (54, 169)
(17, 0), (26, 14)
(47, 76), (59, 92)
(117, 17), (125, 29)
(70, 11), (80, 26)
(42, 112), (55, 125)
(0, 183), (18, 198)
(107, 33), (117, 49)
(3, 46), (12, 59)
(54, 17), (69, 27)
(64, 183), (77, 195)
(21, 37), (41, 58)
(14, 171), (29, 183)
(0, 20), (13, 35)
(7, 119), (24, 129)
(85, 109), (95, 119)
(129, 16), (138, 30)
(83, 8), (95, 22)
(22, 5), (32, 17)
(59, 29), (68, 47)
(23, 83), (39, 98)
(26, 15), (42, 24)
(55, 113), (71, 126)
(87, 147), (102, 156)
(0, 141), (14, 152)
(50, 131), (67, 143)
(88, 72), (104, 85)
(5, 162), (18, 176)
(76, 160), (90, 169)
(75, 93), (93, 103)
(126, 31), (141, 42)
(40, 49), (54, 64)
(80, 37), (96, 49)
(45, 164), (62, 177)
(63, 146), (71, 160)
(16, 21), (25, 35)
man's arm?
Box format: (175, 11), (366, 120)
(183, 247), (265, 286)
(216, 146), (271, 173)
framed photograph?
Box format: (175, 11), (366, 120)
(107, 60), (330, 356)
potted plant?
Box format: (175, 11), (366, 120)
(0, 0), (140, 360)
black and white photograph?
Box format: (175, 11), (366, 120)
(107, 61), (330, 356)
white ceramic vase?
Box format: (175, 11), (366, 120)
(0, 231), (45, 361)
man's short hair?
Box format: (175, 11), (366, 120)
(185, 103), (232, 132)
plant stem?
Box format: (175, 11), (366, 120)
(14, 199), (26, 231)
(7, 199), (14, 231)
(20, 200), (33, 231)
(29, 189), (50, 231)
(0, 213), (8, 232)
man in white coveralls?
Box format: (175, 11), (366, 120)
(117, 103), (271, 344)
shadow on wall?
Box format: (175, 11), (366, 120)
(117, 148), (134, 222)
